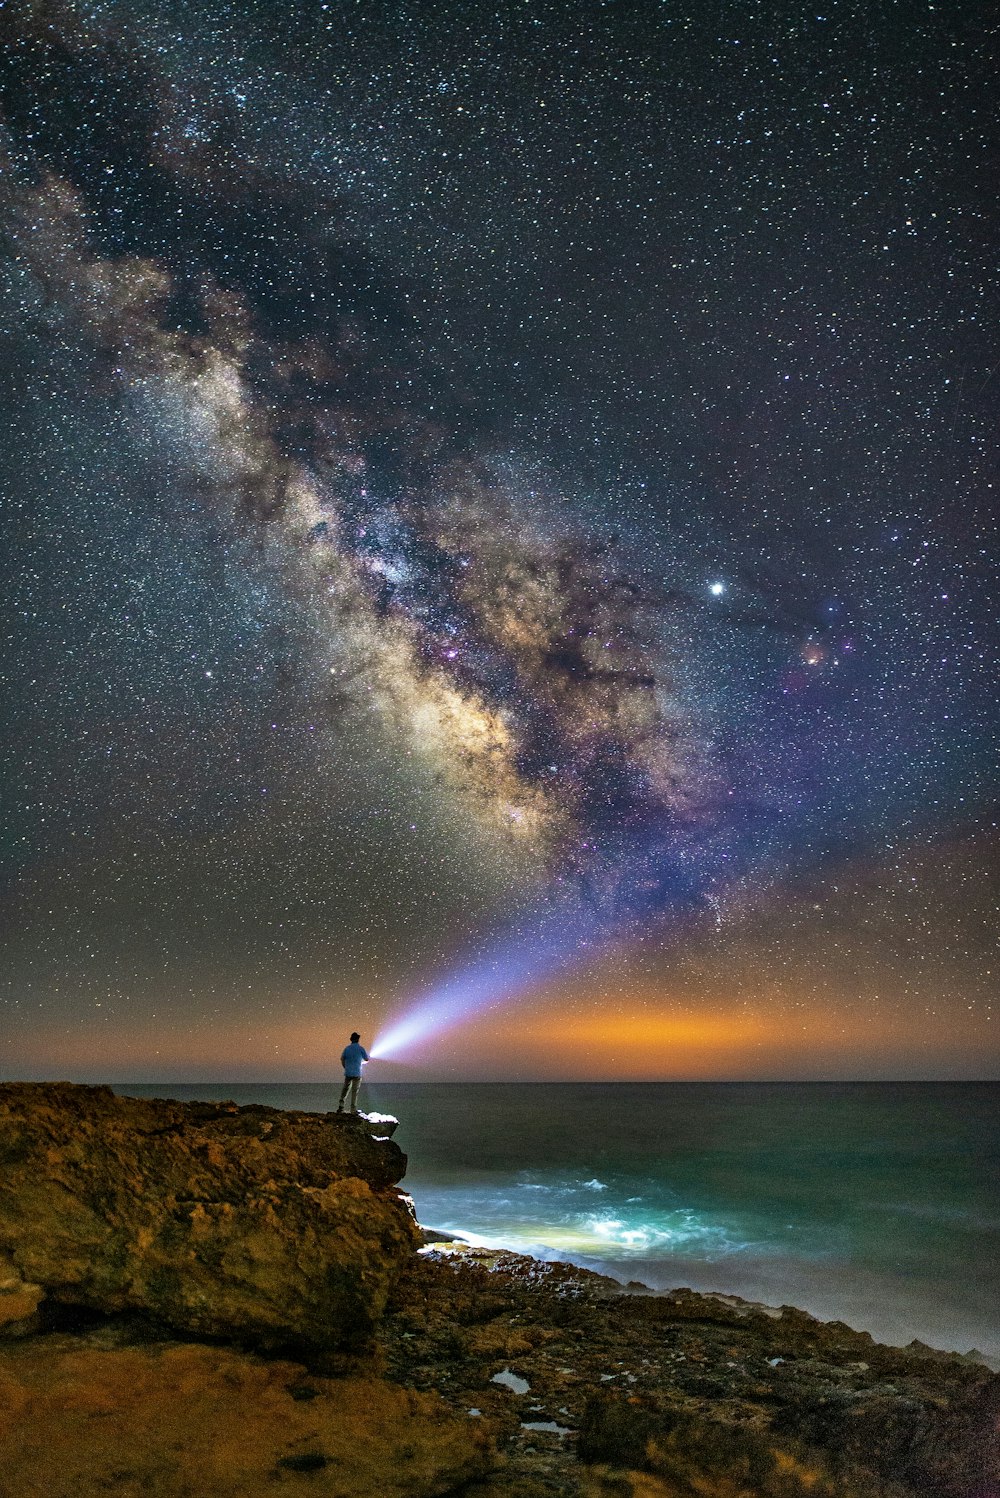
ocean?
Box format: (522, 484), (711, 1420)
(116, 1080), (1000, 1365)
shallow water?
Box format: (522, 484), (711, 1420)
(117, 1080), (1000, 1364)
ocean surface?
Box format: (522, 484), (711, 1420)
(116, 1081), (1000, 1365)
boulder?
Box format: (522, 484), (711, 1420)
(0, 1083), (419, 1350)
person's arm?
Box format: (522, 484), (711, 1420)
(361, 1048), (369, 1062)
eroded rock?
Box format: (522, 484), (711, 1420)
(0, 1333), (495, 1498)
(381, 1245), (1000, 1498)
(0, 1255), (43, 1335)
(0, 1083), (418, 1350)
(1, 1087), (995, 1497)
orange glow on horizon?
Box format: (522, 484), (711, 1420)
(513, 1005), (801, 1078)
(534, 1008), (776, 1050)
(8, 978), (996, 1084)
(437, 988), (993, 1081)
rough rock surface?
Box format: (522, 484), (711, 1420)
(0, 1083), (418, 1350)
(379, 1245), (1000, 1498)
(0, 1327), (494, 1498)
(1, 1085), (997, 1497)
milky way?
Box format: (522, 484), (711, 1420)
(4, 139), (720, 896)
(1, 1), (996, 1076)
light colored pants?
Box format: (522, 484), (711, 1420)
(338, 1075), (361, 1112)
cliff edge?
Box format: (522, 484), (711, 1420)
(0, 1081), (418, 1350)
(1, 1083), (997, 1498)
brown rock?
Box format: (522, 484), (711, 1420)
(2, 1088), (995, 1497)
(578, 1393), (881, 1496)
(0, 1256), (43, 1334)
(0, 1333), (496, 1497)
(382, 1247), (1000, 1498)
(0, 1083), (419, 1350)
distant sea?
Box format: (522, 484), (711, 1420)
(116, 1081), (1000, 1366)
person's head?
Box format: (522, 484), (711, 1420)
(350, 1032), (360, 1043)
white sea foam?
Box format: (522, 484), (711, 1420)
(115, 1082), (1000, 1366)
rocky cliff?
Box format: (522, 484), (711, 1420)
(0, 1082), (418, 1350)
(1, 1083), (997, 1498)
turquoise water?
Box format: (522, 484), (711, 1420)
(117, 1081), (1000, 1364)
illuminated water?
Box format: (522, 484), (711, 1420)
(117, 1081), (1000, 1365)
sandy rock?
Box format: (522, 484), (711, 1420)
(0, 1083), (418, 1350)
(0, 1332), (496, 1498)
(0, 1256), (43, 1334)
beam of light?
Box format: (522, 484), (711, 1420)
(370, 841), (715, 1060)
(370, 916), (587, 1060)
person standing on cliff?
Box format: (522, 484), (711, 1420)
(336, 1032), (369, 1115)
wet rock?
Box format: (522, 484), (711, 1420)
(0, 1082), (418, 1351)
(381, 1246), (1000, 1498)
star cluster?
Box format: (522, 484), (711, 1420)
(0, 0), (996, 1078)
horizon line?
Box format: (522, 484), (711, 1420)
(5, 1076), (998, 1088)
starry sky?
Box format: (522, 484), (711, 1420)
(1, 0), (996, 1082)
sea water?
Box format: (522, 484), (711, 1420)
(116, 1081), (1000, 1365)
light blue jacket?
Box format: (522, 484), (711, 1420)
(340, 1042), (369, 1079)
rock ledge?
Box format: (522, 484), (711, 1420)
(0, 1082), (418, 1350)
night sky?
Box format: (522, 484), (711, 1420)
(1, 0), (996, 1081)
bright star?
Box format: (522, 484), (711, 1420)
(709, 581), (726, 597)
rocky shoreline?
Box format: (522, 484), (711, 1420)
(1, 1083), (997, 1497)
